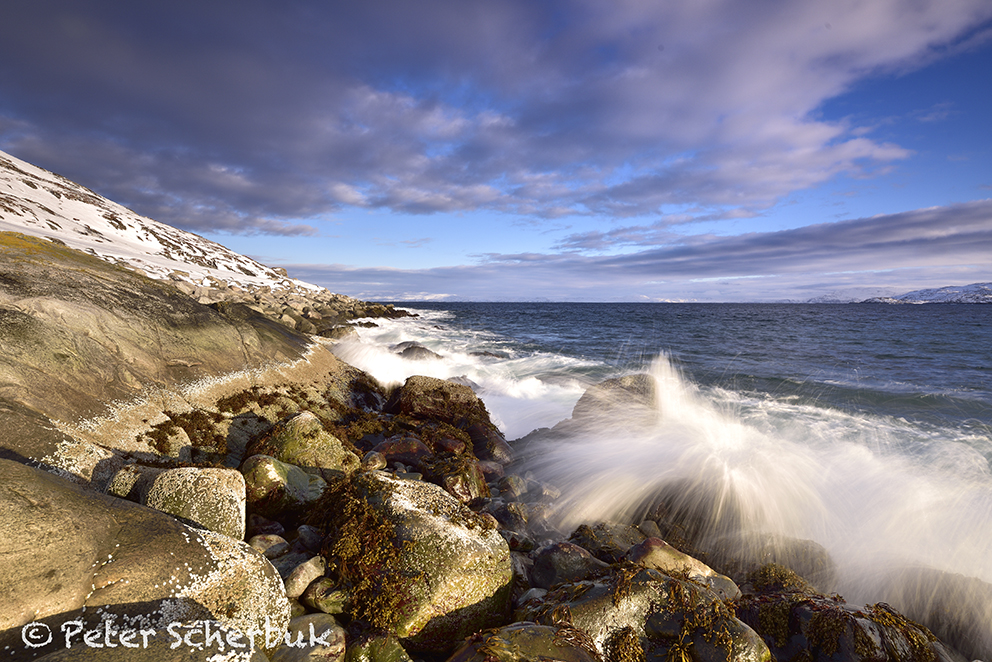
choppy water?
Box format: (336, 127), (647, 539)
(332, 302), (992, 627)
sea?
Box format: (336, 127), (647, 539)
(331, 302), (992, 616)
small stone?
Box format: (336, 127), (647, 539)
(285, 555), (326, 599)
(497, 474), (528, 500)
(361, 451), (387, 471)
(301, 577), (351, 614)
(249, 534), (290, 559)
(295, 524), (324, 553)
(248, 513), (286, 538)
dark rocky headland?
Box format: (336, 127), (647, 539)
(0, 231), (984, 662)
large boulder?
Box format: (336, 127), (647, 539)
(517, 565), (769, 662)
(625, 537), (741, 600)
(247, 412), (360, 482)
(107, 465), (246, 540)
(0, 459), (290, 659)
(316, 471), (512, 652)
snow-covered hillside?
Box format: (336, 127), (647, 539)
(0, 149), (319, 293)
(860, 283), (992, 304)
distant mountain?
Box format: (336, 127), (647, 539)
(859, 282), (992, 304)
(0, 149), (317, 293)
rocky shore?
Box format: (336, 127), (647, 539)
(0, 232), (985, 662)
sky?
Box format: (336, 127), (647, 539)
(1, 1), (990, 302)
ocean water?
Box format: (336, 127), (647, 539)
(331, 303), (992, 620)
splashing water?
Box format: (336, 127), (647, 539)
(526, 353), (992, 613)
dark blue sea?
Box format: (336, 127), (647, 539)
(332, 302), (992, 610)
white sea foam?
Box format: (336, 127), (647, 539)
(525, 353), (992, 611)
(331, 311), (593, 439)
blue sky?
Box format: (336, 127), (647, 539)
(1, 1), (990, 301)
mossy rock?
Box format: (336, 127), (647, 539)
(736, 565), (959, 662)
(248, 411), (360, 481)
(517, 565), (769, 662)
(241, 453), (327, 521)
(312, 471), (512, 652)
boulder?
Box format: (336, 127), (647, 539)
(241, 454), (327, 522)
(517, 565), (769, 662)
(735, 565), (962, 662)
(143, 466), (247, 540)
(530, 542), (610, 590)
(569, 373), (656, 423)
(248, 412), (360, 482)
(0, 459), (290, 659)
(371, 435), (435, 471)
(384, 376), (512, 462)
(321, 471), (512, 652)
(625, 537), (740, 600)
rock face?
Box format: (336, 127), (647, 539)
(0, 231), (310, 472)
(0, 459), (290, 659)
(317, 471), (512, 652)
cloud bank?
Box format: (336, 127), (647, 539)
(1, 0), (989, 235)
(285, 200), (992, 301)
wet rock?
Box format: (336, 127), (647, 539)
(498, 474), (528, 500)
(249, 411), (360, 482)
(705, 533), (837, 593)
(446, 622), (601, 662)
(736, 565), (960, 662)
(397, 344), (444, 361)
(270, 613), (346, 662)
(361, 451), (388, 471)
(568, 522), (647, 564)
(517, 564), (769, 662)
(626, 538), (740, 600)
(466, 423), (515, 464)
(491, 502), (529, 532)
(431, 457), (490, 503)
(242, 454), (327, 522)
(301, 578), (350, 615)
(531, 542), (611, 590)
(143, 466), (247, 540)
(569, 373), (656, 423)
(372, 435), (434, 471)
(865, 566), (992, 662)
(384, 376), (511, 462)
